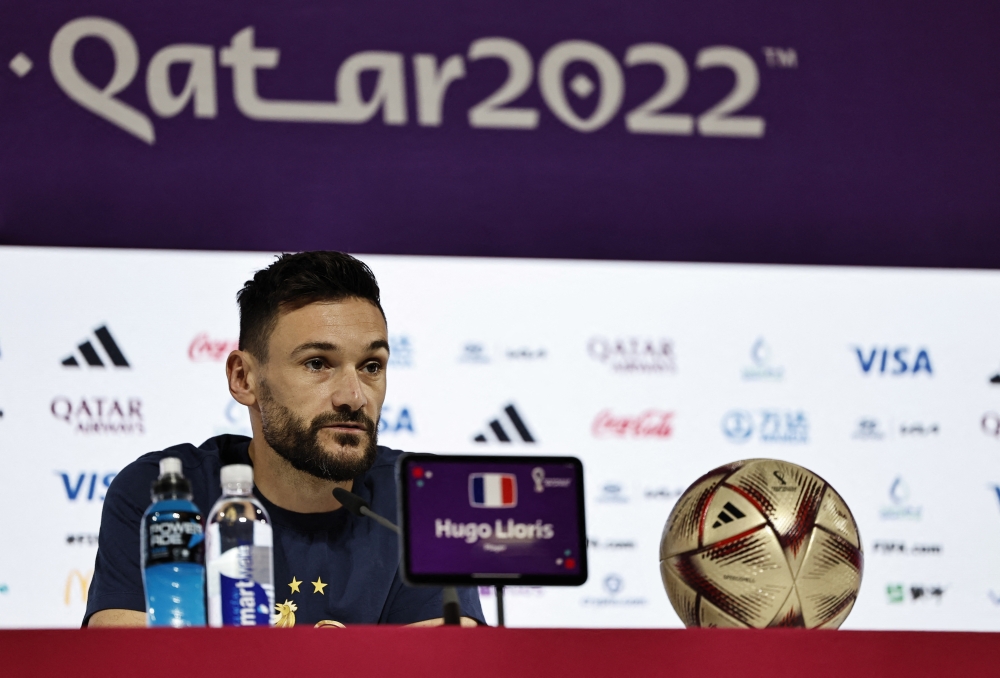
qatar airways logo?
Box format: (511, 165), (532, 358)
(40, 17), (771, 144)
(189, 334), (238, 362)
(51, 396), (144, 434)
(587, 337), (676, 374)
(591, 409), (673, 438)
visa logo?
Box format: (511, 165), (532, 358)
(378, 406), (414, 434)
(854, 347), (932, 375)
(469, 473), (517, 508)
(59, 472), (117, 501)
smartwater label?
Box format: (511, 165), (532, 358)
(219, 565), (271, 626)
(206, 522), (274, 626)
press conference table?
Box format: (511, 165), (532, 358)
(2, 626), (994, 677)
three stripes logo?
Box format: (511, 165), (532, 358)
(473, 404), (535, 444)
(62, 326), (130, 368)
(711, 501), (746, 529)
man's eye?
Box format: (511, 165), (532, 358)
(363, 362), (382, 375)
(305, 359), (325, 370)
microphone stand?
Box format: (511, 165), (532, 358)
(333, 487), (462, 625)
(495, 586), (505, 627)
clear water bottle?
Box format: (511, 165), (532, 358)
(206, 464), (275, 626)
(141, 457), (206, 627)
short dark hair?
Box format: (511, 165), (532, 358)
(237, 251), (385, 361)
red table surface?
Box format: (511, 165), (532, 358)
(1, 627), (995, 678)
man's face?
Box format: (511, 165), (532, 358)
(255, 297), (388, 482)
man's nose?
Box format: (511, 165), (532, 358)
(329, 368), (367, 411)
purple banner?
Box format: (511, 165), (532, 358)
(1, 1), (998, 267)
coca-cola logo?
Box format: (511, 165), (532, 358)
(592, 409), (673, 438)
(188, 333), (239, 362)
(51, 396), (144, 434)
(586, 337), (675, 373)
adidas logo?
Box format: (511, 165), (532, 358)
(711, 501), (746, 528)
(473, 404), (535, 443)
(62, 326), (130, 368)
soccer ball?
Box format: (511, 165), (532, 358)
(660, 459), (862, 628)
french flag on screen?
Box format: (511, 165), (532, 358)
(469, 473), (518, 508)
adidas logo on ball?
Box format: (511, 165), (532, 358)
(711, 502), (746, 529)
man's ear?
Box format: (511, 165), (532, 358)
(227, 350), (259, 407)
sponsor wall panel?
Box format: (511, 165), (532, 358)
(1, 246), (999, 629)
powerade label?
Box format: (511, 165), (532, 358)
(142, 510), (204, 567)
(206, 521), (274, 627)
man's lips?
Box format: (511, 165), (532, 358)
(323, 423), (366, 432)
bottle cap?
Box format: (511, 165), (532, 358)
(221, 464), (253, 486)
(159, 457), (182, 477)
(151, 457), (192, 500)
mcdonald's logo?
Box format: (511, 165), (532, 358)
(64, 569), (93, 606)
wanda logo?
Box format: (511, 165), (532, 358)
(592, 409), (673, 438)
(188, 333), (238, 361)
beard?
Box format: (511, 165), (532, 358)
(258, 380), (379, 482)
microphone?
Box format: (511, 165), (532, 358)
(332, 486), (461, 625)
(333, 487), (399, 535)
(333, 487), (462, 626)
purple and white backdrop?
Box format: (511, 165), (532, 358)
(0, 2), (999, 629)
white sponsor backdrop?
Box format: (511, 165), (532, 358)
(1, 245), (999, 630)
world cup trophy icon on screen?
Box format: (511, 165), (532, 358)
(659, 459), (862, 628)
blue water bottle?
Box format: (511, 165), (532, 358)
(141, 457), (206, 627)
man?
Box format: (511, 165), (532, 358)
(86, 251), (483, 627)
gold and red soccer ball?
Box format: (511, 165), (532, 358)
(660, 459), (863, 629)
